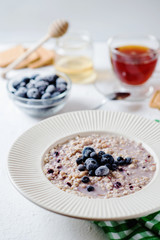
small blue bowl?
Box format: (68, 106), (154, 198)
(7, 72), (72, 118)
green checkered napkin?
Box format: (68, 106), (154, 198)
(94, 211), (160, 240)
(94, 120), (160, 240)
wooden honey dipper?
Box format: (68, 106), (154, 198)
(1, 19), (69, 78)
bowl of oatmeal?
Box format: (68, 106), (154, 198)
(8, 111), (160, 220)
(43, 134), (156, 199)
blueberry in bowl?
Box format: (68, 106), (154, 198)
(7, 72), (72, 118)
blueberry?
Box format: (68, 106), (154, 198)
(117, 157), (125, 166)
(85, 158), (92, 165)
(21, 77), (30, 84)
(34, 75), (44, 82)
(26, 81), (35, 89)
(52, 92), (60, 98)
(114, 161), (119, 165)
(95, 166), (109, 176)
(13, 77), (29, 89)
(106, 163), (112, 170)
(118, 168), (123, 172)
(81, 176), (90, 183)
(12, 79), (21, 89)
(27, 88), (40, 99)
(76, 157), (83, 165)
(118, 161), (125, 166)
(20, 82), (26, 87)
(111, 164), (118, 171)
(30, 74), (39, 79)
(101, 154), (114, 165)
(98, 151), (105, 159)
(100, 157), (108, 165)
(15, 87), (27, 98)
(78, 164), (86, 171)
(56, 83), (67, 93)
(87, 185), (94, 192)
(117, 156), (124, 162)
(82, 147), (95, 158)
(35, 74), (57, 84)
(45, 85), (55, 94)
(41, 92), (51, 99)
(125, 157), (132, 164)
(83, 149), (92, 158)
(45, 74), (59, 84)
(35, 80), (49, 93)
(85, 158), (99, 170)
(90, 152), (98, 159)
(116, 156), (125, 166)
(56, 77), (67, 86)
(89, 170), (95, 176)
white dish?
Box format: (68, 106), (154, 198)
(8, 111), (160, 220)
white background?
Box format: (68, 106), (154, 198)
(0, 0), (160, 42)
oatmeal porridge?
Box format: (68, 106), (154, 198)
(43, 134), (156, 198)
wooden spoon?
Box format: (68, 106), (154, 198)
(1, 19), (69, 78)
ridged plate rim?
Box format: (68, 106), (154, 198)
(8, 110), (160, 220)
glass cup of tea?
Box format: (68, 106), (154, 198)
(54, 31), (96, 83)
(108, 35), (159, 101)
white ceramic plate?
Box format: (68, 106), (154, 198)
(8, 111), (160, 220)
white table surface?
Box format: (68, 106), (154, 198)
(1, 42), (160, 240)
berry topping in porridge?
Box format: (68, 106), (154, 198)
(87, 185), (95, 192)
(43, 134), (156, 198)
(95, 166), (110, 176)
(81, 176), (90, 183)
(77, 164), (86, 171)
(11, 74), (68, 99)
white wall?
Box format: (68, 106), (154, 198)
(0, 0), (160, 42)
